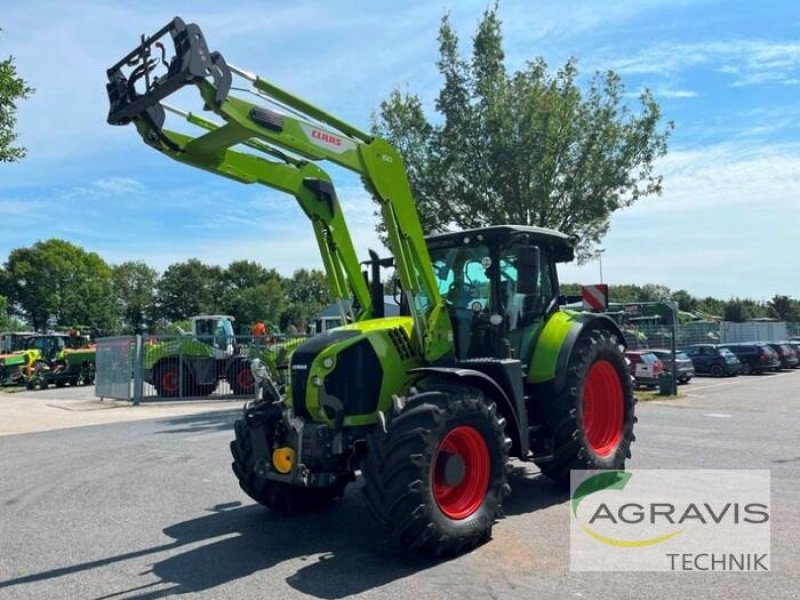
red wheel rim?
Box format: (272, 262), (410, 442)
(582, 360), (624, 456)
(161, 371), (178, 393)
(432, 426), (490, 520)
(236, 368), (253, 390)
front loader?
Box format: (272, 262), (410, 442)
(106, 18), (636, 556)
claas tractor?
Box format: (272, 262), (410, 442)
(106, 18), (636, 555)
(143, 314), (246, 397)
(143, 315), (300, 397)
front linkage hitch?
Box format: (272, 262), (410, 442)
(105, 16), (231, 148)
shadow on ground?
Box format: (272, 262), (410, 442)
(153, 409), (240, 435)
(0, 462), (566, 599)
(502, 466), (569, 516)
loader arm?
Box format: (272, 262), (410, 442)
(106, 17), (451, 361)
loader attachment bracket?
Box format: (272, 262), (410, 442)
(105, 16), (232, 128)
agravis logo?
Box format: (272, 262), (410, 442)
(572, 472), (683, 547)
(570, 470), (771, 572)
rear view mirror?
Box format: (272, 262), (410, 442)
(517, 246), (541, 295)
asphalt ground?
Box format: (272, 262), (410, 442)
(0, 370), (798, 599)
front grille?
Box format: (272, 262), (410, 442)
(290, 367), (311, 419)
(388, 327), (414, 360)
(324, 339), (382, 417)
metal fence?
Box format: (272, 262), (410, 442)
(619, 319), (800, 351)
(95, 334), (307, 404)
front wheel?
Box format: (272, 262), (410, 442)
(533, 328), (636, 484)
(709, 364), (724, 377)
(362, 384), (511, 556)
(230, 419), (348, 513)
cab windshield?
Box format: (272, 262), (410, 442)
(428, 244), (492, 311)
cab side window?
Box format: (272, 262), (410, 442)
(501, 245), (555, 331)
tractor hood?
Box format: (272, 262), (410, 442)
(288, 316), (418, 426)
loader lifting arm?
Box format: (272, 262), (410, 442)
(106, 17), (451, 361)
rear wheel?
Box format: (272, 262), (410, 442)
(709, 364), (724, 377)
(533, 329), (636, 485)
(228, 359), (255, 396)
(230, 418), (347, 513)
(154, 361), (183, 398)
(362, 384), (511, 556)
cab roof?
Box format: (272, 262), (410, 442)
(425, 225), (575, 263)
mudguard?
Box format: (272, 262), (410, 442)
(409, 363), (529, 458)
(528, 311), (626, 391)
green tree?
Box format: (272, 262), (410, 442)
(670, 289), (698, 313)
(220, 260), (284, 330)
(224, 260), (280, 290)
(722, 299), (750, 323)
(112, 261), (158, 333)
(225, 280), (286, 330)
(0, 31), (34, 162)
(0, 294), (24, 332)
(372, 7), (672, 260)
(0, 294), (8, 329)
(156, 259), (225, 321)
(767, 294), (800, 322)
(696, 297), (724, 320)
(282, 268), (330, 329)
(4, 239), (116, 332)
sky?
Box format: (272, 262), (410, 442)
(1, 0), (799, 300)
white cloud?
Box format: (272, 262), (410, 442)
(558, 139), (800, 298)
(658, 89), (698, 99)
(606, 40), (800, 87)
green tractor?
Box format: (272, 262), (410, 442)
(144, 315), (249, 397)
(0, 343), (41, 386)
(143, 315), (300, 397)
(22, 333), (96, 390)
(107, 18), (636, 555)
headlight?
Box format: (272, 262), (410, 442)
(311, 375), (324, 387)
(322, 357), (334, 369)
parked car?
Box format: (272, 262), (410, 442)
(625, 350), (664, 388)
(683, 344), (742, 377)
(764, 342), (799, 369)
(649, 349), (695, 384)
(719, 343), (780, 374)
(787, 341), (800, 365)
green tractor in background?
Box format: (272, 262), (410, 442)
(0, 342), (43, 386)
(144, 315), (301, 397)
(0, 332), (96, 389)
(25, 336), (96, 390)
(107, 19), (636, 556)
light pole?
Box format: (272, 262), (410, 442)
(597, 248), (605, 283)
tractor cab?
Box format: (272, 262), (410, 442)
(22, 334), (70, 363)
(190, 315), (236, 354)
(1, 332), (37, 354)
(424, 225), (574, 364)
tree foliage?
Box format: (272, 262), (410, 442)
(112, 261), (158, 333)
(281, 268), (331, 330)
(220, 261), (284, 330)
(156, 259), (225, 321)
(767, 294), (800, 322)
(0, 31), (34, 162)
(372, 7), (672, 260)
(3, 239), (116, 332)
